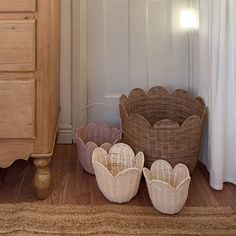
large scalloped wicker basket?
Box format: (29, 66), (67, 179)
(119, 86), (207, 173)
(92, 143), (144, 203)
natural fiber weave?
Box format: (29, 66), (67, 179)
(76, 123), (122, 175)
(92, 143), (144, 203)
(0, 203), (235, 235)
(119, 86), (207, 173)
(144, 160), (191, 214)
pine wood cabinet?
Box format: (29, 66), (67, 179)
(0, 0), (60, 199)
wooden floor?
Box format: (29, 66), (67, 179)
(0, 144), (236, 212)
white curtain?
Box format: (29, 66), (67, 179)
(198, 0), (236, 190)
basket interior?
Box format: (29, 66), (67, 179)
(150, 164), (189, 188)
(96, 153), (137, 177)
(77, 125), (121, 146)
(125, 94), (205, 126)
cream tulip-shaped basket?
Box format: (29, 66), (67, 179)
(143, 160), (191, 214)
(92, 143), (144, 203)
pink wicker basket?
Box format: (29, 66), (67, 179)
(76, 123), (122, 175)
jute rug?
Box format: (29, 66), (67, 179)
(0, 203), (235, 235)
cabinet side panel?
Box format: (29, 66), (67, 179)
(33, 0), (60, 154)
(50, 0), (60, 145)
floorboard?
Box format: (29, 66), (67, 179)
(0, 144), (235, 212)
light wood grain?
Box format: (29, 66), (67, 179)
(0, 78), (35, 138)
(0, 13), (34, 20)
(0, 145), (235, 213)
(0, 20), (35, 72)
(0, 0), (60, 199)
(0, 72), (34, 80)
(33, 0), (60, 154)
(0, 139), (33, 168)
(0, 0), (36, 12)
(33, 157), (52, 200)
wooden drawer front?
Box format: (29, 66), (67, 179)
(0, 78), (35, 138)
(0, 20), (35, 72)
(0, 0), (36, 12)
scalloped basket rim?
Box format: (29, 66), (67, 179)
(120, 86), (206, 107)
(119, 86), (207, 129)
(76, 138), (120, 150)
(120, 109), (205, 130)
(145, 176), (191, 191)
(109, 143), (136, 156)
(76, 123), (122, 147)
(150, 159), (190, 176)
(93, 143), (141, 157)
(77, 122), (122, 133)
(93, 161), (143, 179)
(150, 159), (188, 171)
(92, 144), (142, 159)
(92, 145), (144, 178)
(143, 160), (191, 190)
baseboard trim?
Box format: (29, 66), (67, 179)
(58, 129), (73, 144)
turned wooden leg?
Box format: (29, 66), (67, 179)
(33, 157), (52, 200)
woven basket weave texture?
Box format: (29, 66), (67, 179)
(143, 160), (191, 214)
(92, 143), (144, 203)
(76, 123), (122, 175)
(119, 86), (207, 173)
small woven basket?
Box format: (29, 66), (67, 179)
(143, 160), (191, 215)
(92, 143), (144, 203)
(119, 86), (207, 173)
(76, 123), (122, 175)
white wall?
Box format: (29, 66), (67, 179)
(58, 0), (199, 143)
(87, 0), (192, 124)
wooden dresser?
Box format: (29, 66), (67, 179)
(0, 0), (60, 199)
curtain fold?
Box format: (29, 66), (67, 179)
(198, 0), (236, 190)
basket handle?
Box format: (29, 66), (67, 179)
(76, 102), (120, 130)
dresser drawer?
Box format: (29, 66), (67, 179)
(0, 20), (35, 72)
(0, 77), (35, 138)
(0, 0), (36, 12)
